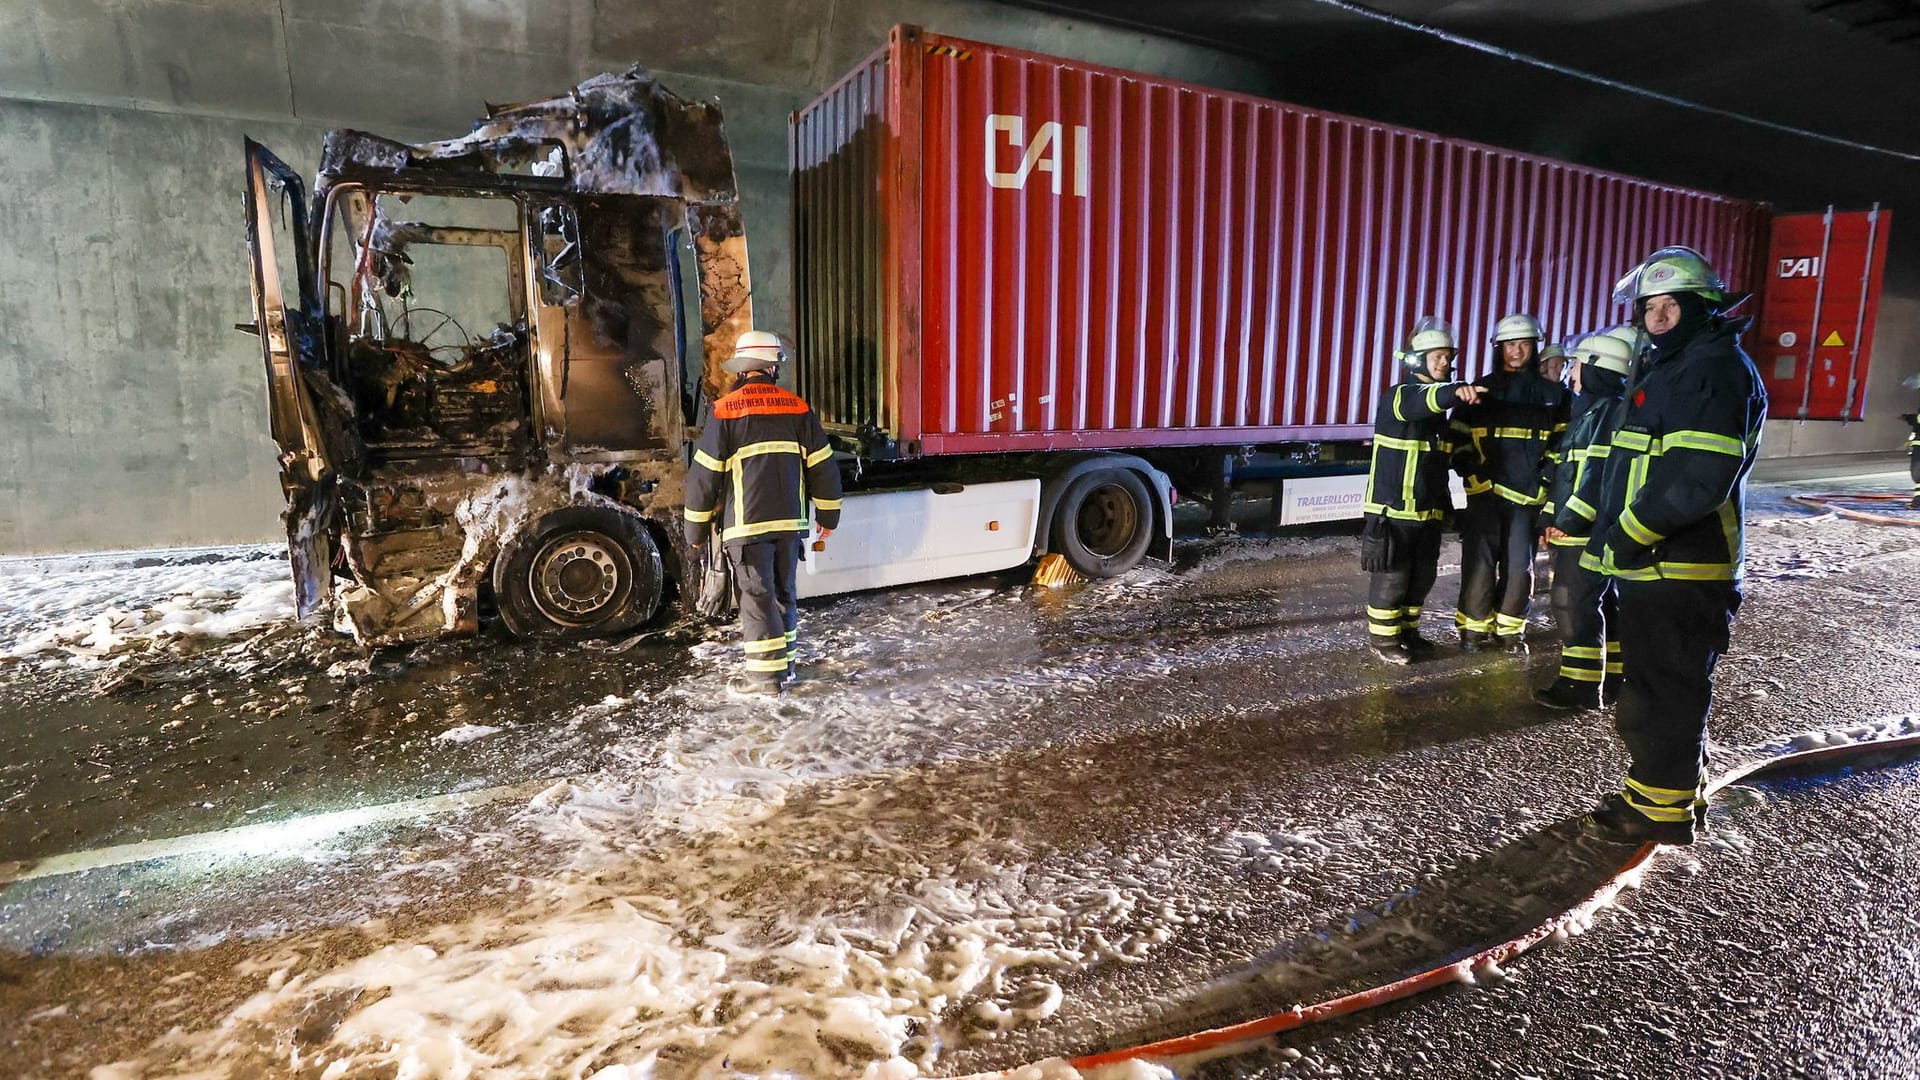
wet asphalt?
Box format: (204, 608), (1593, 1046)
(1, 476), (1917, 1078)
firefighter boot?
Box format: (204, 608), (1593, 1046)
(1533, 677), (1602, 711)
(1602, 674), (1625, 703)
(727, 674), (783, 698)
(1370, 640), (1413, 665)
(1580, 793), (1694, 846)
(1400, 631), (1439, 660)
(1459, 629), (1494, 652)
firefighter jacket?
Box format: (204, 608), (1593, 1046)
(1543, 371), (1627, 547)
(1546, 396), (1624, 547)
(1364, 378), (1469, 522)
(1580, 320), (1766, 582)
(683, 373), (843, 548)
(1450, 369), (1569, 508)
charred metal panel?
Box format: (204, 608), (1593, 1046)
(335, 471), (569, 643)
(688, 202), (755, 402)
(243, 140), (336, 620)
(318, 69), (738, 203)
(561, 195), (683, 456)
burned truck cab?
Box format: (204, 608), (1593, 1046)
(243, 69), (754, 645)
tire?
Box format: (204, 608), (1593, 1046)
(492, 505), (664, 639)
(1050, 467), (1154, 578)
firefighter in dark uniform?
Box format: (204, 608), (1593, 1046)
(1580, 247), (1766, 845)
(684, 330), (844, 696)
(1451, 314), (1570, 650)
(1534, 332), (1634, 709)
(1901, 410), (1920, 509)
(1361, 318), (1486, 664)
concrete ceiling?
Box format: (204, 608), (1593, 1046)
(996, 0), (1920, 283)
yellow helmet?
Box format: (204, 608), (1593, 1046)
(1612, 245), (1728, 306)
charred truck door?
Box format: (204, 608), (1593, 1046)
(245, 70), (756, 647)
(243, 140), (337, 620)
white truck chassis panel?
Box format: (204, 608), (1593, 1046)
(796, 479), (1041, 599)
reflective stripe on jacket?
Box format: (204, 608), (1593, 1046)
(684, 374), (843, 546)
(1449, 369), (1568, 507)
(1580, 320), (1766, 582)
(1544, 394), (1624, 546)
(1365, 379), (1465, 522)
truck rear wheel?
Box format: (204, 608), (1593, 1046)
(1051, 467), (1154, 578)
(493, 505), (663, 639)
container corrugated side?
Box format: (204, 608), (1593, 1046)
(795, 26), (1769, 457)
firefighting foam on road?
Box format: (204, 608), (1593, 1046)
(2, 477), (1917, 1079)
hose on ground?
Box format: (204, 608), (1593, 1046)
(1789, 492), (1920, 528)
(963, 725), (1920, 1077)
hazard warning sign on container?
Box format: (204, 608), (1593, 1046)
(1756, 207), (1892, 422)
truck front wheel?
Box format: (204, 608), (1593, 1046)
(493, 506), (663, 638)
(1051, 467), (1154, 578)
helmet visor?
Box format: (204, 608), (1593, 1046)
(1612, 245), (1728, 306)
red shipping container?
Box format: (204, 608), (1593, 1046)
(1753, 207), (1892, 421)
(793, 26), (1771, 456)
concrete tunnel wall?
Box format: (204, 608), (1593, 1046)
(0, 0), (1909, 554)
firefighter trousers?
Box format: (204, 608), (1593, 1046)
(1366, 520), (1443, 640)
(1611, 578), (1741, 823)
(1548, 544), (1620, 684)
(1457, 499), (1539, 637)
(727, 535), (801, 684)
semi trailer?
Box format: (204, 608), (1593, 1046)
(243, 26), (1889, 646)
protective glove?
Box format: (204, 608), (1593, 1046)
(1359, 513), (1395, 573)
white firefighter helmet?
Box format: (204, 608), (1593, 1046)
(1490, 313), (1543, 344)
(1401, 316), (1457, 376)
(1611, 245), (1728, 306)
(1573, 333), (1635, 377)
(1537, 342), (1568, 376)
(1603, 322), (1647, 356)
(723, 329), (792, 373)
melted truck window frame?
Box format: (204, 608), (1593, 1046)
(318, 184), (532, 461)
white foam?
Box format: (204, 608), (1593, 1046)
(434, 724), (503, 744)
(0, 546), (293, 666)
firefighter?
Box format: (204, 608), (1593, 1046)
(1451, 313), (1570, 650)
(1902, 411), (1920, 509)
(1537, 343), (1569, 384)
(1534, 332), (1634, 709)
(1579, 246), (1766, 846)
(1361, 318), (1486, 664)
(684, 330), (844, 696)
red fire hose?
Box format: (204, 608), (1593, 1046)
(1788, 492), (1920, 527)
(963, 726), (1920, 1077)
